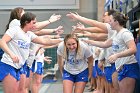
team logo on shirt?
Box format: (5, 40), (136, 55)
(18, 40), (30, 49)
(67, 55), (80, 65)
(112, 44), (119, 52)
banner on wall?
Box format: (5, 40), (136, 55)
(104, 0), (113, 11)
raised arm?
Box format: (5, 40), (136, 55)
(76, 32), (107, 41)
(73, 22), (107, 33)
(34, 14), (61, 31)
(66, 12), (108, 32)
(34, 26), (64, 36)
(82, 39), (112, 48)
(43, 43), (59, 49)
(32, 36), (62, 46)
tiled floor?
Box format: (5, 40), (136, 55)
(39, 80), (93, 93)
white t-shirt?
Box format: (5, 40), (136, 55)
(1, 26), (37, 69)
(91, 46), (102, 66)
(57, 40), (93, 75)
(104, 23), (117, 66)
(8, 19), (38, 68)
(35, 48), (44, 65)
(9, 19), (20, 28)
(90, 45), (97, 66)
(112, 28), (137, 70)
(26, 42), (39, 67)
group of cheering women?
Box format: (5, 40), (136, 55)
(0, 7), (139, 93)
(0, 7), (63, 93)
(57, 9), (139, 93)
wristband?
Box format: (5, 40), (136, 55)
(48, 20), (51, 23)
(52, 29), (56, 33)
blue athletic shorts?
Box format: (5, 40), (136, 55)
(31, 60), (36, 72)
(19, 62), (31, 77)
(92, 66), (97, 78)
(31, 61), (43, 75)
(0, 61), (20, 81)
(95, 60), (104, 76)
(63, 68), (88, 83)
(104, 63), (116, 83)
(118, 63), (140, 81)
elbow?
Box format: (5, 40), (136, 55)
(133, 48), (137, 54)
(103, 45), (110, 48)
(129, 48), (137, 55)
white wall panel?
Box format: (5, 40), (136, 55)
(0, 0), (79, 9)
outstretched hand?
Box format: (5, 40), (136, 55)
(66, 12), (80, 21)
(54, 26), (64, 35)
(72, 22), (85, 33)
(49, 14), (61, 23)
(74, 33), (84, 37)
(107, 54), (118, 63)
(76, 22), (85, 31)
(44, 56), (52, 64)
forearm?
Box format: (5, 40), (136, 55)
(87, 56), (93, 78)
(59, 64), (63, 75)
(32, 37), (62, 46)
(57, 55), (64, 75)
(77, 16), (107, 31)
(34, 20), (51, 31)
(115, 48), (136, 58)
(83, 27), (107, 33)
(83, 39), (111, 48)
(84, 33), (107, 41)
(43, 39), (62, 46)
(34, 29), (55, 36)
(115, 40), (137, 58)
(47, 35), (60, 39)
(43, 43), (59, 49)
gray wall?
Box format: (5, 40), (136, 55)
(0, 0), (97, 37)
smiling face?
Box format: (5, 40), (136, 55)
(65, 38), (78, 52)
(26, 18), (37, 31)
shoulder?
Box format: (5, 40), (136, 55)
(79, 40), (91, 52)
(120, 28), (134, 42)
(9, 19), (20, 28)
(57, 41), (65, 55)
(79, 40), (89, 48)
(57, 41), (64, 50)
(121, 28), (133, 36)
(6, 26), (20, 33)
(27, 31), (38, 39)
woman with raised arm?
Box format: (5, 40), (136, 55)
(82, 12), (139, 93)
(0, 12), (62, 93)
(4, 7), (63, 93)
